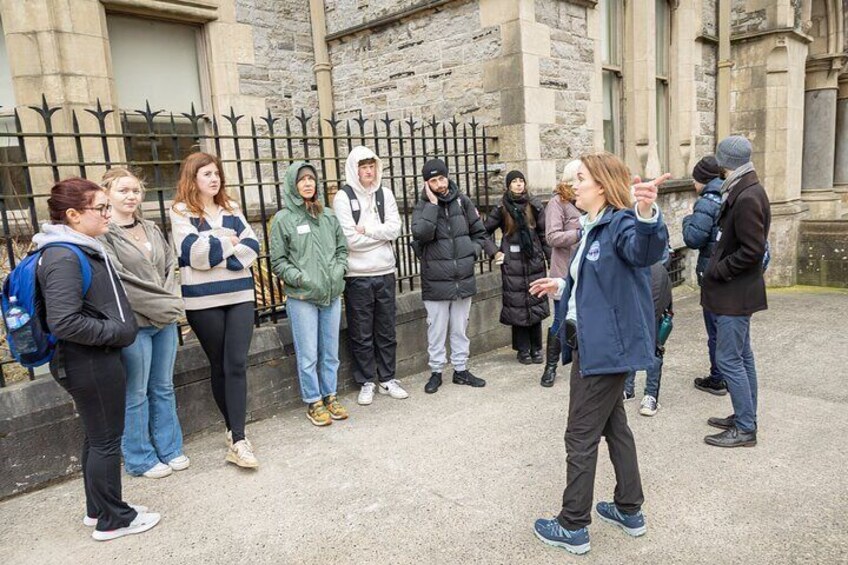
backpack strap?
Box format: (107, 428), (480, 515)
(375, 186), (385, 224)
(41, 243), (93, 296)
(342, 184), (386, 224)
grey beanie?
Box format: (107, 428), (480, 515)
(715, 136), (752, 170)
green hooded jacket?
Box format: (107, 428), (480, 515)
(270, 161), (348, 306)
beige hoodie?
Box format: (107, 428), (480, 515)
(333, 146), (402, 277)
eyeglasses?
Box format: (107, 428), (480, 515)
(81, 204), (112, 218)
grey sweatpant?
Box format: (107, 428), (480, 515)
(423, 297), (472, 372)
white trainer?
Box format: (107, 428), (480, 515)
(639, 395), (659, 417)
(358, 382), (376, 405)
(167, 455), (190, 471)
(226, 439), (259, 469)
(378, 379), (409, 400)
(142, 462), (173, 479)
(226, 430), (253, 450)
(84, 504), (148, 527)
(91, 511), (161, 541)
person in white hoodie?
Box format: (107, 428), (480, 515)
(333, 146), (407, 405)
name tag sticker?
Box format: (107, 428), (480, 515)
(297, 224), (311, 235)
(716, 229), (722, 242)
(350, 200), (360, 211)
(510, 245), (521, 253)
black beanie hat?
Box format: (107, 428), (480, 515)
(692, 155), (721, 184)
(505, 170), (525, 189)
(422, 159), (449, 182)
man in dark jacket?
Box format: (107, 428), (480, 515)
(701, 136), (771, 448)
(682, 155), (727, 396)
(411, 158), (498, 393)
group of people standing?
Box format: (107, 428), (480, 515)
(32, 131), (769, 550)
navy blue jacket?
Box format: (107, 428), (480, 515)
(682, 178), (722, 286)
(557, 207), (668, 377)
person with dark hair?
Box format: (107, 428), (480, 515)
(170, 152), (260, 468)
(34, 178), (160, 541)
(702, 136), (771, 448)
(100, 168), (188, 479)
(529, 152), (670, 555)
(270, 162), (349, 426)
(683, 155), (727, 395)
(411, 158), (498, 394)
(540, 159), (582, 387)
(484, 169), (550, 366)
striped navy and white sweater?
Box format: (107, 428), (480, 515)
(169, 201), (259, 311)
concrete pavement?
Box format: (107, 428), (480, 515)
(1, 287), (847, 564)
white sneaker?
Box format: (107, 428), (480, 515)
(226, 439), (259, 469)
(91, 511), (161, 541)
(226, 430), (253, 451)
(358, 382), (376, 405)
(142, 462), (173, 479)
(378, 379), (409, 400)
(639, 395), (659, 417)
(83, 504), (148, 527)
(167, 455), (190, 472)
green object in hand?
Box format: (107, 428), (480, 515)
(657, 310), (674, 346)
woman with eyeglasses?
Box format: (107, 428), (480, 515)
(34, 177), (160, 541)
(170, 152), (260, 468)
(100, 169), (188, 480)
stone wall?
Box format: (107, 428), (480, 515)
(0, 272), (511, 500)
(695, 1), (719, 160)
(797, 220), (848, 287)
(536, 0), (596, 179)
(731, 0), (768, 34)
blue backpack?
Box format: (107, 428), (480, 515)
(2, 243), (92, 368)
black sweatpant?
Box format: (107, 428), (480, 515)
(55, 342), (137, 532)
(557, 351), (644, 530)
(186, 301), (254, 443)
(511, 322), (542, 353)
(343, 274), (397, 385)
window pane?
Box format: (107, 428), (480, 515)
(107, 16), (203, 113)
(603, 71), (620, 155)
(0, 19), (15, 109)
(603, 0), (620, 66)
(655, 0), (668, 77)
(122, 117), (199, 201)
(656, 80), (668, 170)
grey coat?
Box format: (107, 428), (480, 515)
(100, 220), (185, 328)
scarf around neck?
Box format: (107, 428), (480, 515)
(504, 190), (534, 258)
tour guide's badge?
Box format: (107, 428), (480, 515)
(297, 224), (311, 235)
(586, 241), (601, 262)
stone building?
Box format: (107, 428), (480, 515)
(0, 0), (846, 286)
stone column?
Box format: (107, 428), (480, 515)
(800, 56), (844, 219)
(833, 73), (848, 209)
(623, 0), (660, 178)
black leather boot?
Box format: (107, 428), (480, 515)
(540, 331), (561, 388)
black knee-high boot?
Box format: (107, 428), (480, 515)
(540, 329), (561, 387)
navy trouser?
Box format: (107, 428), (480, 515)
(715, 314), (758, 433)
(703, 307), (722, 382)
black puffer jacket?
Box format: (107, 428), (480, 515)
(34, 227), (138, 377)
(411, 181), (497, 301)
(485, 194), (551, 326)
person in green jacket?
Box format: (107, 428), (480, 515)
(270, 162), (349, 427)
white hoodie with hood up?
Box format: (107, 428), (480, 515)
(333, 145), (402, 277)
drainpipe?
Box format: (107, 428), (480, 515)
(716, 0), (732, 141)
(308, 0), (339, 196)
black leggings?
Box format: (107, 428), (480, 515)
(186, 302), (254, 443)
(55, 342), (137, 532)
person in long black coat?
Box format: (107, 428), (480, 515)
(485, 170), (551, 364)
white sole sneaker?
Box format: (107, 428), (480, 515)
(167, 455), (191, 471)
(358, 384), (376, 406)
(377, 381), (409, 399)
(142, 462), (173, 479)
(84, 504), (148, 527)
(91, 512), (161, 541)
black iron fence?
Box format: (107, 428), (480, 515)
(0, 97), (499, 386)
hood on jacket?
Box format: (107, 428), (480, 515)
(283, 161), (323, 212)
(702, 177), (723, 195)
(33, 223), (106, 256)
(345, 146), (383, 195)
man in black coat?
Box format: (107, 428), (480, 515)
(701, 136), (771, 448)
(411, 158), (498, 394)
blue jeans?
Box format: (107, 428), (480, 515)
(715, 315), (757, 433)
(624, 355), (663, 399)
(702, 308), (722, 381)
(121, 323), (183, 475)
(287, 297), (342, 404)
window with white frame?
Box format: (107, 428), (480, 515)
(0, 18), (24, 200)
(106, 14), (208, 200)
(601, 0), (623, 156)
(655, 0), (671, 171)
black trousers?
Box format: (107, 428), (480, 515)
(557, 351), (644, 530)
(55, 342), (137, 532)
(344, 274), (397, 385)
(186, 301), (254, 443)
(511, 322), (542, 353)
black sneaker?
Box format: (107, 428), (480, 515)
(694, 377), (728, 396)
(424, 372), (442, 394)
(704, 426), (757, 448)
(453, 369), (486, 387)
(517, 351), (533, 365)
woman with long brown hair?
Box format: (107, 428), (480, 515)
(529, 152), (670, 555)
(484, 170), (550, 366)
(169, 152), (260, 468)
